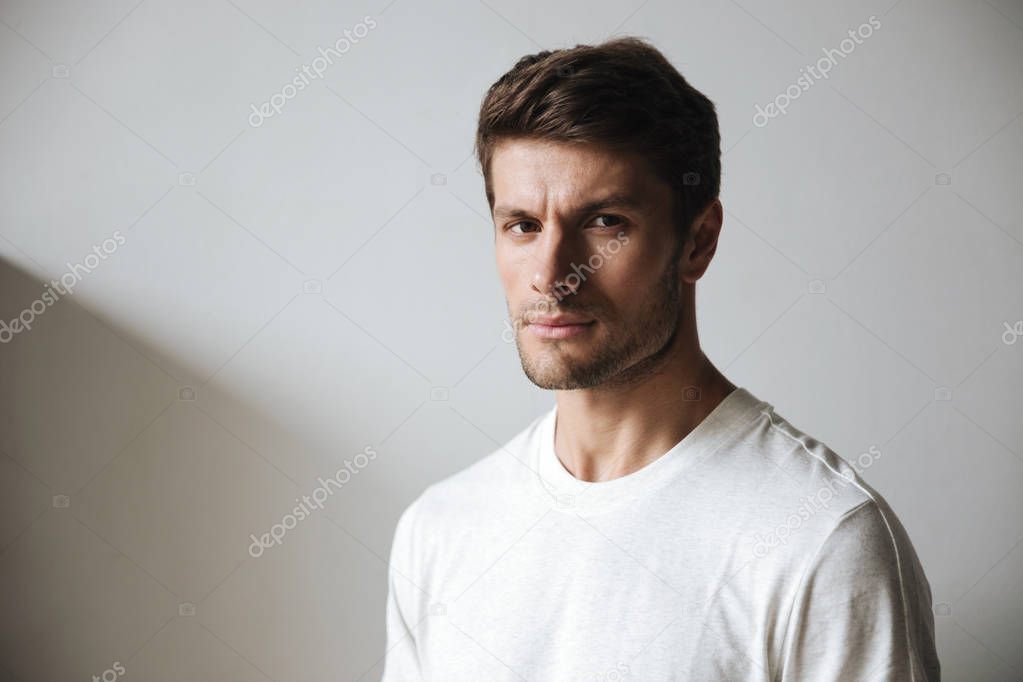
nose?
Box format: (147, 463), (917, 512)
(530, 224), (583, 300)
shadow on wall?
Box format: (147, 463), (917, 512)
(0, 255), (453, 681)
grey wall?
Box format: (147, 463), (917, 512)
(1, 0), (1021, 680)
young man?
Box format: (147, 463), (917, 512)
(382, 37), (939, 681)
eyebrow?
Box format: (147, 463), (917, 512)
(492, 193), (645, 220)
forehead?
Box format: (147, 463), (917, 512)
(489, 137), (666, 212)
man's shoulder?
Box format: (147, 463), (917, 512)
(723, 399), (926, 574)
(398, 408), (549, 528)
(731, 401), (884, 519)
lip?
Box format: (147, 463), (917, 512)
(528, 318), (595, 340)
(530, 313), (593, 326)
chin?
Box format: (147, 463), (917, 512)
(520, 356), (597, 391)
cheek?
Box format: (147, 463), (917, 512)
(494, 245), (522, 292)
(621, 242), (669, 282)
(596, 248), (649, 288)
(595, 249), (666, 305)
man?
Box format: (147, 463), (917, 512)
(382, 37), (939, 681)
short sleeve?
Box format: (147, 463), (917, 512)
(779, 499), (940, 681)
(380, 498), (426, 682)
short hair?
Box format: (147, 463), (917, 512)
(474, 36), (721, 242)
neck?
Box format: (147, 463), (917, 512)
(551, 305), (735, 483)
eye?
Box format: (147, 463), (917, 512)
(591, 214), (624, 229)
(508, 221), (539, 235)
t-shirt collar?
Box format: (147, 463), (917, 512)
(531, 386), (769, 515)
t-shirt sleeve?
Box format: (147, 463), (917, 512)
(381, 498), (426, 682)
(779, 499), (940, 681)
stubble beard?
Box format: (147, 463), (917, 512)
(515, 256), (684, 391)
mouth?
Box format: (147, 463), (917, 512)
(527, 319), (596, 340)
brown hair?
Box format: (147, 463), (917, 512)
(474, 36), (721, 243)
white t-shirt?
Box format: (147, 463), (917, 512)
(381, 387), (939, 681)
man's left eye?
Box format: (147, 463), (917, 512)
(592, 215), (623, 228)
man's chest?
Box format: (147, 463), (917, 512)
(412, 512), (785, 680)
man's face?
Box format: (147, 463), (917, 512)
(491, 137), (686, 390)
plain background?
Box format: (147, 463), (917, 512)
(1, 0), (1022, 680)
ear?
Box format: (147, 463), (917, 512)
(679, 198), (723, 284)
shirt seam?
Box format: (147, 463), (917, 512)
(763, 408), (918, 682)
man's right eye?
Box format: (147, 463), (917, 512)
(508, 222), (539, 235)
